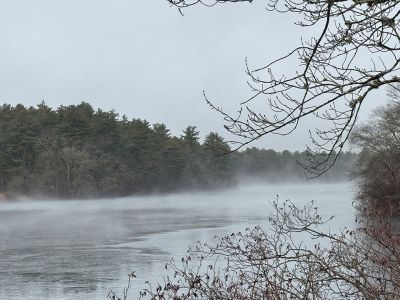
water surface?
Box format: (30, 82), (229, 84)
(0, 183), (354, 299)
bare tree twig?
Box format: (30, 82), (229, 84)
(168, 0), (400, 177)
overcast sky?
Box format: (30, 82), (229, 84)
(0, 0), (387, 150)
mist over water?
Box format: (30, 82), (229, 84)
(0, 182), (354, 300)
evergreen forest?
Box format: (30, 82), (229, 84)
(0, 102), (356, 199)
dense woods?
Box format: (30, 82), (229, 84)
(351, 92), (400, 215)
(0, 102), (355, 199)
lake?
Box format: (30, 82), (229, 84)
(0, 182), (355, 300)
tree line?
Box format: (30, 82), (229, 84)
(0, 102), (355, 199)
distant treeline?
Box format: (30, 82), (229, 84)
(0, 102), (356, 198)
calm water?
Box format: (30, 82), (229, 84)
(0, 183), (354, 300)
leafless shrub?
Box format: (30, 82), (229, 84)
(113, 199), (398, 299)
(107, 271), (136, 300)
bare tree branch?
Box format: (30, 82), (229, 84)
(168, 0), (400, 177)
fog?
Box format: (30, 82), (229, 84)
(0, 182), (354, 300)
(0, 0), (394, 299)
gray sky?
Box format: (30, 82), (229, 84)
(0, 0), (386, 150)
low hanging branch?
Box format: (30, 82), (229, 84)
(168, 0), (400, 177)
